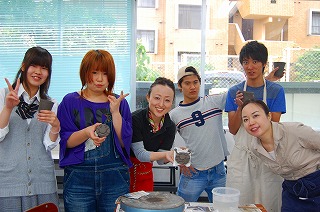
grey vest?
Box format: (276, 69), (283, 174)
(0, 89), (57, 197)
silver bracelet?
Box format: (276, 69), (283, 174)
(50, 128), (60, 135)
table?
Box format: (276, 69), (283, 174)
(115, 202), (268, 212)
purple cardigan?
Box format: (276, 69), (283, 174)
(57, 92), (133, 168)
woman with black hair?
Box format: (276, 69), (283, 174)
(130, 77), (176, 192)
(241, 99), (320, 212)
(0, 46), (60, 210)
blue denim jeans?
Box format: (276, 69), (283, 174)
(63, 122), (129, 212)
(177, 160), (226, 203)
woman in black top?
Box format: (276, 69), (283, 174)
(130, 77), (176, 192)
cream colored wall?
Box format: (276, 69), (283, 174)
(288, 1), (320, 48)
(231, 0), (320, 60)
(162, 0), (230, 75)
(265, 18), (287, 41)
(137, 3), (164, 63)
(238, 0), (294, 19)
(282, 93), (320, 130)
(164, 0), (229, 54)
(236, 0), (320, 47)
(253, 19), (265, 40)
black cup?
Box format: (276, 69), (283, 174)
(38, 99), (54, 111)
(240, 91), (254, 103)
(273, 62), (286, 77)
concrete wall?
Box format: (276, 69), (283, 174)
(279, 82), (320, 130)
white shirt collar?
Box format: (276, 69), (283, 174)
(17, 84), (40, 103)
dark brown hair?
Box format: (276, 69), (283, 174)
(12, 46), (53, 100)
(148, 77), (175, 100)
(241, 99), (270, 115)
(80, 50), (115, 97)
(239, 41), (268, 73)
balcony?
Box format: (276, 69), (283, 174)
(237, 0), (294, 19)
(228, 23), (295, 56)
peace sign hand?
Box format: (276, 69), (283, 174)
(4, 78), (20, 110)
(108, 91), (129, 114)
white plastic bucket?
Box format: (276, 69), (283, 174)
(212, 187), (240, 211)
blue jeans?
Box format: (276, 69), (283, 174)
(63, 122), (129, 212)
(177, 160), (226, 203)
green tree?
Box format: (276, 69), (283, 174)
(293, 48), (320, 82)
(136, 41), (160, 81)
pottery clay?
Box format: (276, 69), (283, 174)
(174, 148), (191, 165)
(95, 124), (110, 138)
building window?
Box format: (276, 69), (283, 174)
(137, 0), (156, 8)
(137, 30), (157, 53)
(178, 51), (200, 63)
(309, 10), (320, 35)
(178, 4), (201, 30)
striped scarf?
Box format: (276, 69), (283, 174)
(148, 111), (164, 133)
(15, 96), (39, 119)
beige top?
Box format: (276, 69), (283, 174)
(250, 122), (320, 180)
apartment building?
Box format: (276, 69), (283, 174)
(137, 0), (320, 80)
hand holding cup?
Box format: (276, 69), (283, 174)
(273, 62), (286, 78)
(38, 99), (54, 111)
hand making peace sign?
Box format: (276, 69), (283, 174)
(4, 78), (21, 110)
(107, 91), (129, 114)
